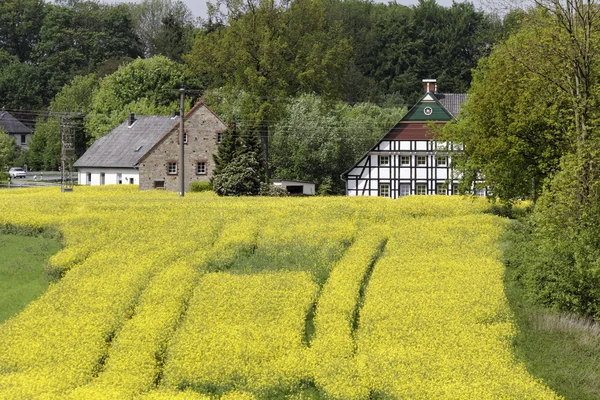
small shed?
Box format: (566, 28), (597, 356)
(272, 179), (316, 195)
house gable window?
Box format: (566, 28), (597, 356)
(20, 135), (26, 145)
(196, 161), (207, 175)
(217, 132), (223, 143)
(436, 156), (446, 166)
(379, 155), (389, 165)
(183, 133), (188, 144)
(379, 183), (390, 197)
(416, 183), (426, 195)
(401, 156), (410, 165)
(417, 156), (426, 166)
(167, 161), (178, 175)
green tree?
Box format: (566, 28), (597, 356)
(211, 123), (264, 195)
(328, 0), (502, 105)
(129, 0), (196, 60)
(28, 74), (98, 170)
(0, 131), (17, 180)
(270, 94), (405, 193)
(0, 0), (46, 62)
(33, 2), (142, 105)
(187, 0), (353, 179)
(445, 4), (600, 319)
(85, 56), (196, 140)
(440, 20), (569, 201)
(0, 51), (46, 110)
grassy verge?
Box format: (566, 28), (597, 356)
(0, 233), (60, 323)
(503, 221), (600, 400)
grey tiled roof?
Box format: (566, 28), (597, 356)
(435, 93), (467, 118)
(74, 116), (178, 168)
(0, 111), (33, 134)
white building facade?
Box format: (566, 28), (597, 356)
(76, 168), (139, 186)
(344, 80), (475, 198)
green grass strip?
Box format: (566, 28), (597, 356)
(0, 234), (60, 323)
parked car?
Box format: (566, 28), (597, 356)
(9, 167), (26, 179)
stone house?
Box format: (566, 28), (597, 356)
(138, 101), (226, 191)
(74, 101), (226, 191)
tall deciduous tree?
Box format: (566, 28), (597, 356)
(0, 0), (46, 62)
(445, 4), (600, 318)
(28, 74), (98, 171)
(130, 0), (196, 60)
(33, 2), (142, 104)
(85, 56), (196, 140)
(187, 0), (353, 178)
(188, 0), (352, 101)
(270, 94), (405, 193)
(440, 15), (569, 201)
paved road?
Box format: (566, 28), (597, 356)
(3, 171), (71, 188)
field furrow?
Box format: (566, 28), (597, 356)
(0, 188), (559, 399)
(354, 215), (557, 398)
(162, 272), (319, 394)
(310, 229), (388, 399)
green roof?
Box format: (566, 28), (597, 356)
(402, 95), (453, 122)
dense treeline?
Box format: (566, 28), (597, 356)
(0, 0), (194, 111)
(443, 3), (600, 320)
(0, 0), (502, 189)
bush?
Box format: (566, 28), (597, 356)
(212, 153), (262, 196)
(190, 182), (212, 193)
(259, 183), (287, 197)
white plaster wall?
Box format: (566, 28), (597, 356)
(77, 168), (139, 186)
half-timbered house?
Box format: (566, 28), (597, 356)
(343, 79), (476, 198)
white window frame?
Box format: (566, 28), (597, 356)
(379, 155), (390, 165)
(436, 156), (446, 166)
(401, 155), (410, 166)
(217, 132), (223, 143)
(167, 162), (178, 175)
(379, 183), (390, 198)
(416, 183), (426, 195)
(436, 183), (447, 195)
(417, 156), (426, 166)
(196, 161), (206, 175)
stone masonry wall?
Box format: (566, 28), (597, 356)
(139, 105), (226, 192)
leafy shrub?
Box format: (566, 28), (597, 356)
(259, 183), (287, 197)
(190, 182), (211, 193)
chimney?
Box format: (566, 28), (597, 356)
(422, 79), (437, 93)
(128, 112), (136, 127)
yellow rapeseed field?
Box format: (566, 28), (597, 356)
(0, 186), (558, 399)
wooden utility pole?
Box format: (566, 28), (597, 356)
(178, 88), (185, 197)
(165, 87), (201, 197)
